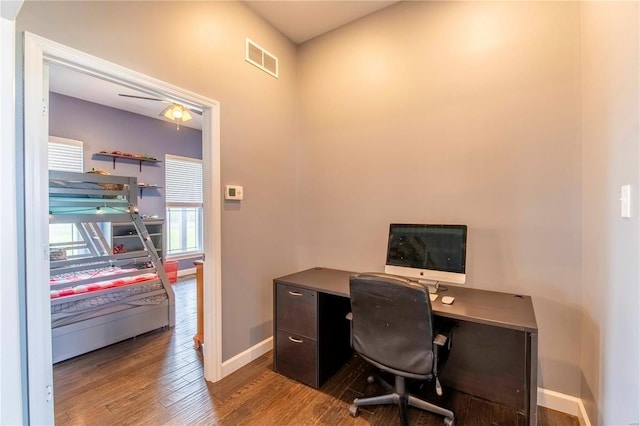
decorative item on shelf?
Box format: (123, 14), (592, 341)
(137, 183), (162, 199)
(87, 167), (109, 175)
(113, 243), (127, 254)
(95, 151), (160, 171)
(99, 150), (158, 161)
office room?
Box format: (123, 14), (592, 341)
(1, 1), (638, 425)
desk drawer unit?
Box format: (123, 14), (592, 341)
(276, 284), (317, 338)
(275, 329), (317, 387)
(274, 280), (352, 389)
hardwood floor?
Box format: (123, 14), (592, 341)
(54, 278), (579, 426)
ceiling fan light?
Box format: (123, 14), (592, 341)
(161, 104), (181, 120)
(160, 105), (175, 120)
(160, 104), (192, 126)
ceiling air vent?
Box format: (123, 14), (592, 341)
(246, 38), (279, 79)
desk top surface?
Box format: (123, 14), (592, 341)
(275, 267), (538, 333)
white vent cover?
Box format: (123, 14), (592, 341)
(246, 38), (279, 78)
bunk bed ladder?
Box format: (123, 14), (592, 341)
(75, 222), (111, 257)
(130, 212), (176, 327)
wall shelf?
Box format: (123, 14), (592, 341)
(137, 184), (162, 199)
(94, 152), (161, 172)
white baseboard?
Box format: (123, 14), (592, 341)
(178, 267), (196, 277)
(221, 336), (273, 378)
(538, 388), (591, 426)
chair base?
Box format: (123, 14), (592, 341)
(350, 373), (454, 426)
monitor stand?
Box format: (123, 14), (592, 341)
(418, 279), (439, 294)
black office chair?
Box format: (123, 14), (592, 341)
(348, 273), (455, 426)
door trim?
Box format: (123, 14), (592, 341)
(23, 31), (223, 423)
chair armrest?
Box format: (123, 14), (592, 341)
(434, 333), (448, 347)
(432, 320), (455, 396)
(433, 321), (454, 347)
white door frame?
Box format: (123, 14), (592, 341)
(1, 3), (25, 424)
(23, 32), (222, 424)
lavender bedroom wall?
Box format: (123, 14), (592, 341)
(49, 92), (203, 269)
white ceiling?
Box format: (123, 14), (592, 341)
(244, 1), (399, 44)
(49, 1), (398, 127)
(48, 63), (204, 130)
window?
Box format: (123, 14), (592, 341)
(165, 155), (203, 257)
(48, 136), (83, 172)
(48, 137), (86, 256)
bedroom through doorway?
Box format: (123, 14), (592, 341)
(22, 32), (222, 424)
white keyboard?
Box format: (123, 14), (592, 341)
(429, 293), (438, 302)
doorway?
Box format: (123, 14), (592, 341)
(23, 32), (222, 424)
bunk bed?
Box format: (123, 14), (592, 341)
(48, 170), (175, 363)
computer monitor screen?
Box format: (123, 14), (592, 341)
(385, 224), (467, 285)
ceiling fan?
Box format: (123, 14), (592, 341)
(118, 93), (202, 130)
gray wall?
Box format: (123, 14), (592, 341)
(580, 2), (640, 424)
(15, 2), (640, 418)
(296, 1), (582, 396)
(50, 92), (202, 218)
(17, 0), (299, 361)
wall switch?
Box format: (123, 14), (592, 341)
(620, 185), (631, 218)
(225, 185), (243, 200)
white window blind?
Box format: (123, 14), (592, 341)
(48, 136), (84, 172)
(48, 137), (85, 254)
(165, 155), (203, 258)
(165, 155), (203, 204)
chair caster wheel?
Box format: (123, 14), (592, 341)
(367, 375), (375, 384)
(444, 417), (454, 426)
(349, 404), (360, 417)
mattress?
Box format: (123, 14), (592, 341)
(50, 266), (168, 327)
(50, 267), (158, 299)
(51, 279), (164, 313)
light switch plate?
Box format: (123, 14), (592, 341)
(621, 185), (631, 218)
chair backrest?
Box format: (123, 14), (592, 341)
(349, 273), (435, 377)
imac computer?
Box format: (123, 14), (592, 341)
(385, 224), (467, 294)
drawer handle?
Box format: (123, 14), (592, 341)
(288, 291), (303, 296)
(288, 336), (303, 343)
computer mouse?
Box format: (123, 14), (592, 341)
(441, 296), (455, 305)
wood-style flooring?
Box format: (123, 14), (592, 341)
(54, 278), (579, 426)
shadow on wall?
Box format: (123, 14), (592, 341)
(535, 296), (582, 394)
(224, 199), (242, 211)
(579, 311), (601, 426)
(251, 320), (273, 347)
(465, 226), (510, 290)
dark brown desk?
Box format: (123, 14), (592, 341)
(273, 267), (538, 425)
